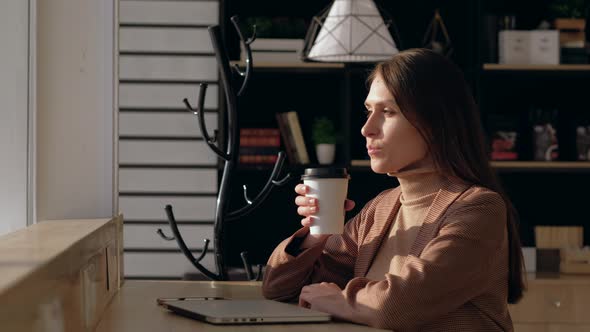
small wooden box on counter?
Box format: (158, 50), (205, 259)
(534, 226), (590, 275)
(535, 226), (583, 249)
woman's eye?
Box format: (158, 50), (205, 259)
(383, 109), (396, 116)
(364, 109), (372, 118)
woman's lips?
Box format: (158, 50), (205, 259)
(367, 147), (381, 156)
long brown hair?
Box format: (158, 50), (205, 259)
(369, 48), (525, 304)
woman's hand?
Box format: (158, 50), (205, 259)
(298, 282), (354, 322)
(299, 282), (362, 325)
(294, 184), (355, 247)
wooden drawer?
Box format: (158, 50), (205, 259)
(81, 242), (119, 329)
(510, 282), (590, 324)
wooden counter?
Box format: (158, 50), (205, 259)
(95, 280), (387, 332)
(0, 216), (123, 331)
(3, 217), (590, 332)
(97, 276), (590, 332)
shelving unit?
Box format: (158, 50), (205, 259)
(477, 0), (590, 247)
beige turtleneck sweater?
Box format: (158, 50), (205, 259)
(365, 168), (447, 280)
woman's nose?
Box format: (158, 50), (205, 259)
(361, 116), (376, 138)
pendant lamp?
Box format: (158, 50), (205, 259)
(302, 0), (401, 63)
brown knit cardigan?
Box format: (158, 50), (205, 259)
(262, 180), (513, 331)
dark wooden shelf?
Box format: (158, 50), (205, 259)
(491, 161), (590, 172)
(230, 61), (344, 73)
(350, 159), (370, 167)
(483, 63), (590, 71)
(231, 61), (344, 68)
(350, 160), (590, 173)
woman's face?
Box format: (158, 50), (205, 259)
(361, 73), (430, 174)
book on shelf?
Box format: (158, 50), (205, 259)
(276, 111), (309, 164)
(239, 128), (280, 147)
(286, 111), (310, 164)
(275, 113), (298, 164)
(239, 154), (278, 165)
(239, 128), (280, 168)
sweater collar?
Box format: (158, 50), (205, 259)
(387, 166), (447, 202)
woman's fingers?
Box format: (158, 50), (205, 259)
(300, 217), (313, 227)
(298, 288), (310, 308)
(299, 285), (314, 308)
(296, 184), (353, 215)
(344, 199), (355, 211)
(297, 205), (318, 216)
(294, 183), (308, 195)
(295, 195), (317, 207)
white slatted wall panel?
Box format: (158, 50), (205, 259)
(118, 0), (219, 279)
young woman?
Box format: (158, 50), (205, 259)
(262, 48), (525, 331)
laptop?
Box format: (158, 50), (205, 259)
(158, 297), (331, 325)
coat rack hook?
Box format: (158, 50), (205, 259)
(232, 63), (246, 77)
(245, 24), (257, 45)
(254, 264), (263, 281)
(156, 228), (175, 241)
(230, 16), (253, 96)
(227, 152), (288, 221)
(195, 239), (211, 263)
(272, 173), (292, 186)
(239, 252), (263, 281)
(240, 251), (255, 281)
(242, 185), (253, 205)
(164, 205), (221, 280)
(183, 85), (229, 160)
(183, 98), (198, 115)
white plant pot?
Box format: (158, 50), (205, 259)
(316, 144), (336, 165)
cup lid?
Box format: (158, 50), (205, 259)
(301, 167), (350, 180)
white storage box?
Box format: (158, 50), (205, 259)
(499, 30), (559, 65)
(499, 31), (529, 64)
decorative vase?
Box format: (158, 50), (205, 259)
(316, 144), (336, 164)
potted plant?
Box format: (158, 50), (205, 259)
(311, 116), (338, 164)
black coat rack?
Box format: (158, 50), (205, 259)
(156, 16), (291, 281)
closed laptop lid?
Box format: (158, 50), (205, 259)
(163, 299), (331, 324)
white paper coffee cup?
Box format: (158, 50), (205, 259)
(301, 168), (350, 235)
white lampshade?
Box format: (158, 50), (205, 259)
(305, 0), (399, 62)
